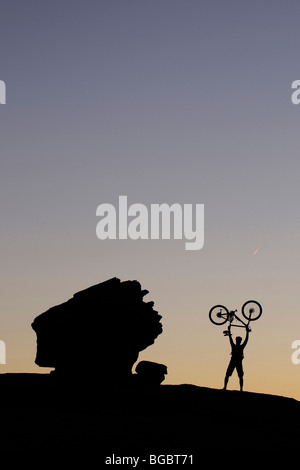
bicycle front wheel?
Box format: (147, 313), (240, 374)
(209, 305), (229, 325)
(241, 300), (262, 321)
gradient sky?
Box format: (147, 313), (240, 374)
(1, 0), (300, 399)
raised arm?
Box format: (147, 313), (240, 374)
(242, 325), (250, 347)
(228, 324), (234, 347)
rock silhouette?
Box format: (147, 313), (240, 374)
(31, 277), (163, 384)
(134, 360), (168, 386)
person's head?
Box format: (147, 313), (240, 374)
(236, 336), (242, 345)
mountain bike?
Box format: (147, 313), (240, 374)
(209, 300), (262, 333)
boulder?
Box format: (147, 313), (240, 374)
(135, 360), (168, 386)
(31, 277), (163, 384)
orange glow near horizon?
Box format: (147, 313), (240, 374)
(2, 264), (300, 403)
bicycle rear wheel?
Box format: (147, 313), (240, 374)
(209, 305), (229, 325)
(241, 300), (262, 321)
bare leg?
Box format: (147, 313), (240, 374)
(223, 373), (229, 390)
(239, 376), (243, 392)
(223, 361), (234, 390)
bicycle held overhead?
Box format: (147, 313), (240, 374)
(209, 300), (262, 334)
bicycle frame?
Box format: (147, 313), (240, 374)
(228, 310), (250, 329)
(216, 309), (251, 334)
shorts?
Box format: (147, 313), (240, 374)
(226, 359), (244, 378)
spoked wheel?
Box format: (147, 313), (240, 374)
(241, 300), (262, 322)
(209, 305), (229, 325)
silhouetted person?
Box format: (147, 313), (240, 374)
(223, 324), (250, 392)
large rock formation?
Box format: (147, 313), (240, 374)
(31, 277), (163, 384)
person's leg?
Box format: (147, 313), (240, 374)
(239, 376), (244, 392)
(237, 362), (244, 391)
(223, 360), (234, 390)
(223, 373), (229, 390)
